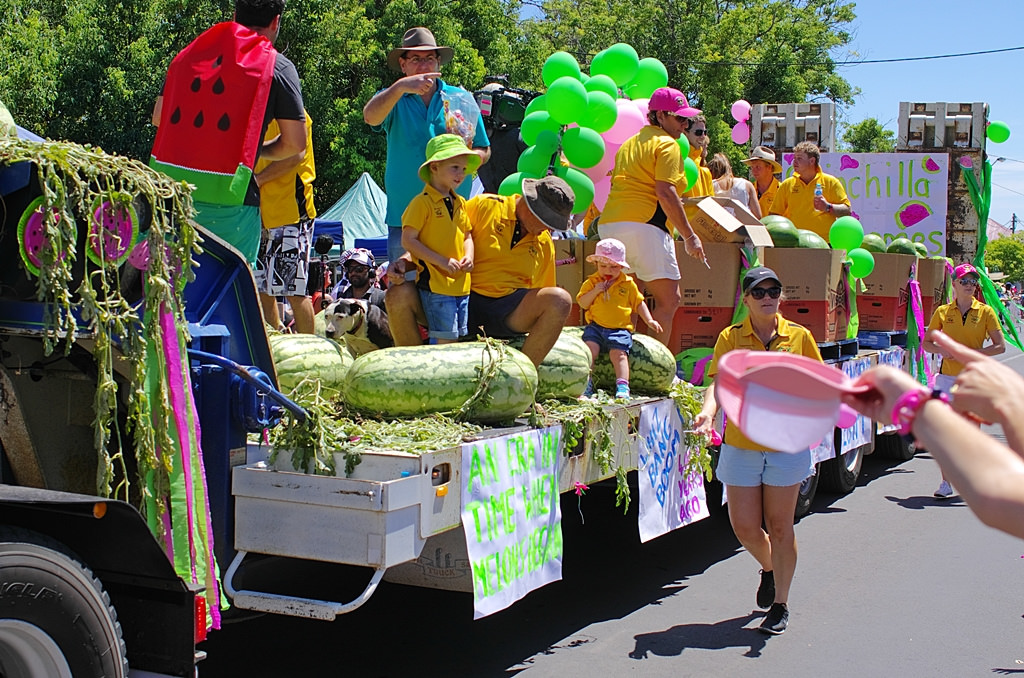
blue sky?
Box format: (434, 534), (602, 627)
(838, 0), (1024, 231)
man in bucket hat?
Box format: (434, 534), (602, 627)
(363, 27), (491, 265)
(386, 175), (574, 368)
(741, 146), (783, 217)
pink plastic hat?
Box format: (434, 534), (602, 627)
(953, 263), (978, 280)
(587, 238), (629, 268)
(715, 350), (868, 453)
(648, 87), (701, 118)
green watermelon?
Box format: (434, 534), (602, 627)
(269, 333), (353, 397)
(860, 233), (887, 254)
(564, 328), (676, 395)
(886, 237), (919, 255)
(913, 241), (929, 257)
(508, 333), (592, 400)
(342, 343), (538, 423)
(797, 229), (829, 249)
(762, 215), (800, 248)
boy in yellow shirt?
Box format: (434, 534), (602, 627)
(402, 134), (481, 343)
(577, 238), (662, 399)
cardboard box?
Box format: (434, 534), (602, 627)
(676, 242), (744, 307)
(553, 239), (584, 298)
(682, 197), (775, 247)
(858, 293), (909, 332)
(781, 299), (848, 343)
(916, 257), (950, 321)
(861, 252), (917, 297)
(763, 248), (846, 302)
(669, 306), (734, 353)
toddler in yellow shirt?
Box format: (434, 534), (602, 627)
(577, 238), (662, 399)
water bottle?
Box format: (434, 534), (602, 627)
(814, 182), (823, 211)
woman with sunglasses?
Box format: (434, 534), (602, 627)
(693, 267), (823, 636)
(923, 263), (1005, 499)
(680, 116), (715, 221)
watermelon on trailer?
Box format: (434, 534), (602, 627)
(886, 237), (919, 255)
(761, 215), (800, 248)
(860, 233), (887, 254)
(342, 342), (538, 423)
(269, 333), (353, 396)
(796, 229), (829, 249)
(563, 327), (677, 395)
(508, 333), (592, 400)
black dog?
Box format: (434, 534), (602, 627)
(324, 298), (393, 357)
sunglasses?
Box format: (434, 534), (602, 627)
(691, 128), (708, 137)
(403, 53), (438, 64)
(749, 286), (782, 300)
(958, 277), (979, 287)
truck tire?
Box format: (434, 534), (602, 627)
(794, 466), (819, 519)
(876, 432), (915, 461)
(819, 444), (864, 494)
(0, 529), (128, 678)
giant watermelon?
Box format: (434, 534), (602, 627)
(797, 229), (829, 249)
(563, 328), (677, 395)
(508, 333), (592, 400)
(269, 333), (353, 397)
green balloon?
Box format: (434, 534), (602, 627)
(624, 57), (668, 100)
(542, 51), (581, 87)
(594, 43), (640, 87)
(848, 247), (875, 279)
(987, 120), (1011, 144)
(498, 171), (537, 197)
(580, 91), (618, 133)
(562, 127), (606, 169)
(556, 165), (595, 214)
(676, 134), (690, 159)
(521, 111), (562, 146)
(584, 74), (618, 99)
(533, 129), (560, 155)
(517, 146), (555, 176)
(828, 215), (864, 251)
(682, 156), (699, 192)
(546, 76), (588, 125)
(524, 94), (547, 118)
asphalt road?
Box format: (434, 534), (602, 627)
(200, 354), (1024, 678)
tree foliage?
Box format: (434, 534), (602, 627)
(986, 234), (1024, 284)
(0, 0), (857, 208)
(841, 117), (896, 153)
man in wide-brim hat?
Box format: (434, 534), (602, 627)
(363, 27), (491, 268)
(740, 146), (783, 217)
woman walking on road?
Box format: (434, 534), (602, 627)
(693, 267), (823, 635)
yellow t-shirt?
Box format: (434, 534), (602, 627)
(577, 272), (644, 331)
(402, 183), (472, 296)
(770, 168), (850, 240)
(757, 176), (780, 218)
(601, 125), (684, 232)
(255, 111), (317, 229)
(466, 194), (555, 298)
(706, 314), (824, 451)
(926, 298), (1001, 375)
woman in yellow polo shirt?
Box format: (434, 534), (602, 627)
(693, 267), (823, 636)
(923, 263), (1005, 499)
(599, 87), (706, 348)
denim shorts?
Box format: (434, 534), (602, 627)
(716, 443), (814, 488)
(419, 289), (468, 340)
(581, 323), (633, 353)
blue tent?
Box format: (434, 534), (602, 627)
(314, 172), (387, 249)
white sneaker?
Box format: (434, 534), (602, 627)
(933, 480), (954, 499)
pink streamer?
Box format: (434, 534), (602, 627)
(908, 278), (933, 385)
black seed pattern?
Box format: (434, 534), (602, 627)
(212, 77), (225, 94)
(169, 107), (181, 124)
(217, 113), (231, 131)
(193, 111), (204, 128)
(214, 54), (222, 67)
(190, 76), (201, 92)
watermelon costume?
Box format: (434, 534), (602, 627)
(150, 22), (275, 206)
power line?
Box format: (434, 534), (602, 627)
(993, 183), (1024, 199)
(670, 45), (1024, 68)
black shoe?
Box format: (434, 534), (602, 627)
(756, 569), (775, 609)
(759, 602), (789, 635)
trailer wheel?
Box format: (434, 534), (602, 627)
(794, 466), (819, 519)
(0, 529), (128, 678)
(876, 433), (915, 461)
(819, 444), (864, 494)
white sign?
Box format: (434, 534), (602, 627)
(875, 347), (905, 433)
(637, 400), (710, 542)
(461, 426), (562, 619)
(839, 356), (874, 452)
(779, 153), (949, 255)
(811, 432), (836, 465)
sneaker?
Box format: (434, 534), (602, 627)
(756, 569), (775, 609)
(615, 384), (630, 399)
(759, 602), (789, 635)
(934, 480), (954, 499)
(582, 377), (595, 398)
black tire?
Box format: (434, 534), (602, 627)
(0, 528), (128, 678)
(876, 432), (915, 461)
(794, 465), (819, 519)
(819, 442), (865, 494)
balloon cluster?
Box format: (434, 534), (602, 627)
(499, 44), (671, 213)
(829, 216), (874, 279)
(730, 99), (751, 145)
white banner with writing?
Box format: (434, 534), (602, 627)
(461, 426), (562, 619)
(637, 400), (710, 542)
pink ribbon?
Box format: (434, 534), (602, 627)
(907, 278), (933, 385)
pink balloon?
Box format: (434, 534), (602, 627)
(631, 98), (650, 120)
(601, 99), (646, 144)
(587, 141), (619, 177)
(731, 121), (750, 144)
(591, 175), (612, 211)
(731, 99), (751, 122)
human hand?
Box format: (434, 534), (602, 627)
(683, 234), (705, 262)
(841, 366), (923, 424)
(647, 319), (663, 334)
(813, 195), (829, 211)
(400, 72), (442, 96)
(931, 330), (1024, 423)
(445, 257), (461, 275)
(459, 256), (473, 272)
(692, 411), (714, 436)
(387, 258), (409, 286)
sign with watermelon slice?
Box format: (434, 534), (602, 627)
(150, 22), (275, 205)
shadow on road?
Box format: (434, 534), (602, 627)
(885, 494), (967, 510)
(628, 611), (768, 660)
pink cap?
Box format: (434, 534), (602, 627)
(714, 350), (868, 452)
(587, 238), (630, 268)
(648, 87), (701, 118)
(953, 263), (978, 280)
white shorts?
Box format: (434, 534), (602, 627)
(597, 221), (680, 282)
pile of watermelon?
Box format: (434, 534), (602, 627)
(761, 215), (828, 249)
